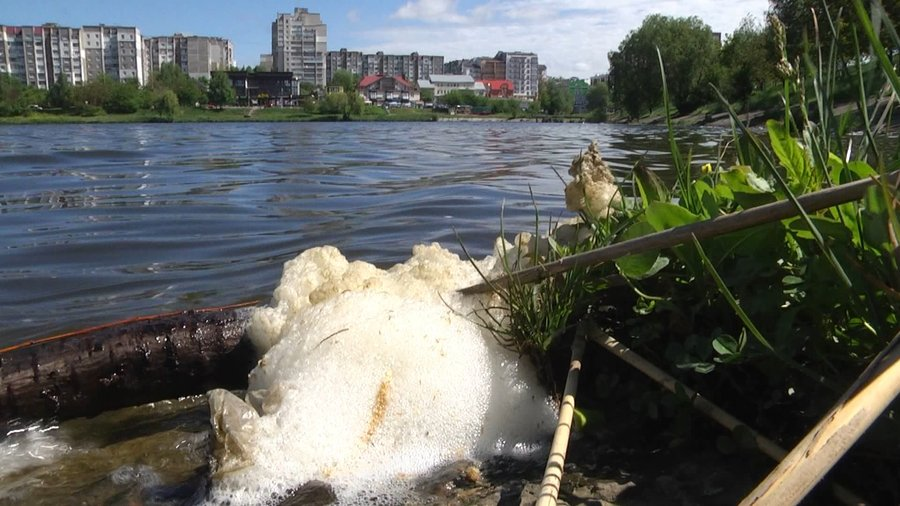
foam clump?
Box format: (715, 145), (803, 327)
(207, 243), (556, 505)
(564, 140), (622, 218)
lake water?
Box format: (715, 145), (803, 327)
(0, 121), (727, 504)
(0, 121), (724, 346)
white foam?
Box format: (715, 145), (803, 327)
(207, 243), (556, 505)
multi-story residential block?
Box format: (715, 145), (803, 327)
(1, 24), (87, 88)
(143, 34), (234, 80)
(328, 50), (443, 83)
(272, 7), (327, 87)
(326, 48), (363, 83)
(479, 58), (505, 81)
(258, 53), (273, 71)
(443, 58), (482, 78)
(496, 51), (539, 99)
(81, 25), (143, 84)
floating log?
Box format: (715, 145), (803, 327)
(0, 302), (259, 425)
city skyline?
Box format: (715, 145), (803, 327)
(4, 0), (770, 79)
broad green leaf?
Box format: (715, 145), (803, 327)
(767, 119), (811, 193)
(633, 161), (669, 208)
(717, 165), (776, 209)
(692, 179), (720, 219)
(615, 220), (671, 279)
(786, 216), (853, 243)
(645, 201), (701, 231)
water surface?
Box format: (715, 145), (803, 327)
(1, 121), (724, 346)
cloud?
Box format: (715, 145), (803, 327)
(347, 9), (360, 23)
(392, 0), (466, 23)
(360, 0), (769, 78)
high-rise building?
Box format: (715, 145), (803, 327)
(1, 24), (87, 88)
(272, 7), (327, 87)
(328, 50), (443, 82)
(326, 48), (363, 83)
(258, 53), (273, 72)
(143, 34), (234, 80)
(81, 25), (144, 84)
(496, 51), (539, 99)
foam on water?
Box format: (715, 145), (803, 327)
(207, 243), (556, 505)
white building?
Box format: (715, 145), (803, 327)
(496, 51), (539, 99)
(425, 74), (484, 97)
(0, 24), (87, 88)
(272, 7), (327, 87)
(81, 25), (144, 84)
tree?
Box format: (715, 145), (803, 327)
(720, 16), (778, 104)
(149, 63), (205, 106)
(207, 71), (237, 107)
(586, 81), (610, 121)
(47, 74), (76, 110)
(320, 91), (363, 119)
(154, 89), (179, 119)
(420, 88), (434, 103)
(328, 69), (360, 93)
(770, 0), (899, 63)
(104, 79), (143, 113)
(0, 73), (29, 116)
(609, 14), (721, 117)
(538, 78), (574, 115)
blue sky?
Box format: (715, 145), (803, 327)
(3, 0), (769, 78)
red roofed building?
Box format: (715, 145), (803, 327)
(479, 79), (515, 98)
(357, 74), (418, 105)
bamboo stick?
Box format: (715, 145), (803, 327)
(460, 170), (900, 294)
(535, 336), (586, 506)
(585, 326), (867, 506)
(741, 331), (900, 506)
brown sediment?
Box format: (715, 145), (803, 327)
(363, 371), (392, 445)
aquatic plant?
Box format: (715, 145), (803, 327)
(475, 0), (898, 500)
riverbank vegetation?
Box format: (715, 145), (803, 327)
(476, 1), (899, 502)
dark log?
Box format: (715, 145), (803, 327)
(0, 302), (259, 425)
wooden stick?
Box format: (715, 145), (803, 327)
(535, 336), (586, 506)
(741, 331), (900, 506)
(460, 170), (900, 294)
(585, 326), (867, 506)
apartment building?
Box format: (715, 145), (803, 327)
(272, 7), (327, 87)
(326, 48), (363, 83)
(1, 24), (86, 88)
(326, 50), (444, 84)
(143, 34), (234, 80)
(81, 25), (144, 84)
(495, 51), (539, 99)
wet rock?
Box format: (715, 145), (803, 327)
(279, 480), (336, 506)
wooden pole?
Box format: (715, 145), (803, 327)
(535, 336), (586, 506)
(460, 171), (899, 294)
(741, 331), (900, 506)
(585, 326), (867, 506)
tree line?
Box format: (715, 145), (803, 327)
(608, 0), (899, 119)
(0, 63), (236, 118)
